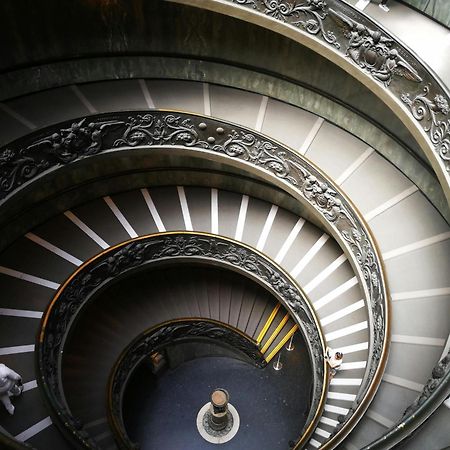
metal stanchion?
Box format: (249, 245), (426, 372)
(273, 352), (283, 371)
(286, 334), (295, 352)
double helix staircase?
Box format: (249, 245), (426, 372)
(0, 13), (449, 447)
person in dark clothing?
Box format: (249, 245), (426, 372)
(379, 0), (390, 12)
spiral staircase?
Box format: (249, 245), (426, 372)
(0, 1), (449, 449)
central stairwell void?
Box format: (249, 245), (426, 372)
(122, 335), (312, 450)
(62, 263), (305, 441)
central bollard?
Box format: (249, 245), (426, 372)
(196, 388), (240, 444)
(208, 389), (230, 431)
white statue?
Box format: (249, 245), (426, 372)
(0, 363), (23, 415)
(326, 347), (344, 376)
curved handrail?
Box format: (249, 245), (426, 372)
(107, 318), (267, 449)
(38, 232), (328, 449)
(363, 349), (450, 449)
(1, 109), (389, 448)
(171, 0), (450, 206)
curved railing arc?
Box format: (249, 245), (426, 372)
(0, 110), (390, 448)
(107, 318), (268, 449)
(170, 0), (450, 207)
(38, 232), (328, 449)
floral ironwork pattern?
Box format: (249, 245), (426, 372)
(402, 85), (450, 171)
(229, 0), (450, 179)
(233, 0), (339, 47)
(38, 233), (326, 449)
(113, 114), (208, 148)
(109, 320), (266, 448)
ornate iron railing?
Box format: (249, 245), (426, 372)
(363, 349), (450, 449)
(1, 109), (388, 448)
(0, 0), (445, 445)
(173, 0), (450, 206)
(38, 232), (328, 448)
(107, 318), (267, 449)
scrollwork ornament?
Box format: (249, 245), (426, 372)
(0, 148), (48, 193)
(212, 129), (298, 184)
(402, 85), (450, 170)
(113, 114), (208, 148)
(232, 0), (339, 47)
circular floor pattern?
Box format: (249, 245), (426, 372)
(196, 402), (240, 444)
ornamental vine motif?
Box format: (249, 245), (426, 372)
(113, 114), (208, 148)
(233, 0), (339, 47)
(401, 85), (450, 170)
(265, 0), (339, 47)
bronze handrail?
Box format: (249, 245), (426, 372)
(37, 232), (328, 449)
